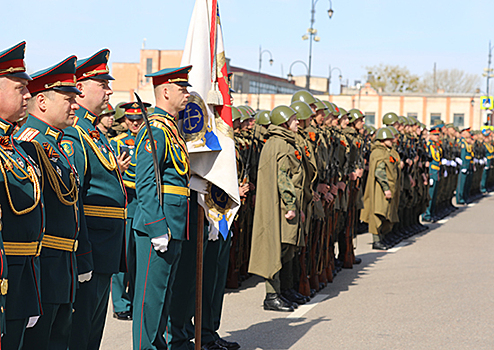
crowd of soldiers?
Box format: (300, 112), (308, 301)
(1, 37), (494, 350)
(229, 90), (494, 312)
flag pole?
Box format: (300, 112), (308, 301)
(195, 204), (204, 350)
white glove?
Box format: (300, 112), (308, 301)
(456, 158), (463, 166)
(151, 233), (169, 253)
(441, 158), (448, 165)
(26, 316), (40, 328)
(461, 168), (468, 174)
(78, 271), (93, 283)
(429, 178), (434, 186)
(208, 230), (219, 241)
(483, 157), (487, 164)
(444, 170), (448, 178)
(451, 161), (457, 167)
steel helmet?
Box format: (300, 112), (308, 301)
(323, 101), (340, 116)
(270, 105), (297, 126)
(348, 109), (364, 124)
(338, 107), (349, 119)
(290, 101), (313, 120)
(375, 127), (394, 140)
(291, 90), (316, 105)
(231, 107), (242, 122)
(382, 112), (399, 126)
(387, 125), (399, 136)
(398, 116), (408, 125)
(255, 110), (271, 126)
(238, 106), (254, 122)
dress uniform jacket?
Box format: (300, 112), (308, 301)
(17, 115), (80, 304)
(0, 117), (44, 323)
(62, 106), (127, 275)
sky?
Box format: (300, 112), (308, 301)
(1, 0), (493, 94)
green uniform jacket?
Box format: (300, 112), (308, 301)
(62, 106), (127, 275)
(361, 143), (400, 235)
(248, 124), (303, 280)
(0, 117), (44, 321)
(133, 108), (189, 240)
(17, 115), (81, 304)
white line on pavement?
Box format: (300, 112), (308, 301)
(286, 293), (330, 319)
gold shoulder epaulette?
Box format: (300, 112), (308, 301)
(110, 133), (128, 142)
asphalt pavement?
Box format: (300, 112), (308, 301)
(101, 194), (494, 350)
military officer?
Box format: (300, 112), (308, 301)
(132, 66), (191, 350)
(0, 42), (45, 350)
(456, 127), (474, 205)
(16, 56), (82, 350)
(109, 101), (150, 321)
(422, 126), (442, 222)
(249, 105), (303, 313)
(61, 49), (127, 350)
(481, 129), (493, 194)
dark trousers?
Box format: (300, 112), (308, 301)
(69, 272), (112, 350)
(132, 236), (182, 350)
(22, 302), (72, 350)
(3, 318), (28, 350)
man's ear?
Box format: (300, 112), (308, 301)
(76, 81), (85, 98)
(37, 93), (48, 112)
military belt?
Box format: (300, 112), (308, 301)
(83, 205), (127, 219)
(123, 180), (136, 189)
(465, 156), (472, 160)
(0, 279), (7, 295)
(4, 241), (42, 257)
(431, 164), (440, 171)
(42, 234), (78, 252)
(161, 185), (190, 197)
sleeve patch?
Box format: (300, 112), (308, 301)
(61, 140), (74, 157)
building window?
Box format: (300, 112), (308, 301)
(430, 113), (441, 125)
(364, 112), (375, 126)
(453, 113), (464, 127)
(146, 58), (153, 83)
(407, 112), (418, 118)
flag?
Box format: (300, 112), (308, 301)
(180, 0), (240, 240)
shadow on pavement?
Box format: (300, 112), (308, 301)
(223, 316), (329, 350)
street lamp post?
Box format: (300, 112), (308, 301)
(287, 60), (309, 90)
(302, 0), (334, 91)
(482, 41), (494, 98)
(257, 46), (274, 111)
(328, 65), (342, 95)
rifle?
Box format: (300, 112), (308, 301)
(298, 232), (311, 297)
(226, 220), (240, 289)
(343, 180), (356, 269)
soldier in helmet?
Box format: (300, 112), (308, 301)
(96, 103), (116, 140)
(361, 127), (400, 250)
(249, 105), (304, 312)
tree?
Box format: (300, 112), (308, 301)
(366, 64), (420, 93)
(420, 68), (480, 94)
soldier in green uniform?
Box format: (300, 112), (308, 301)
(249, 105), (303, 312)
(481, 129), (493, 193)
(422, 126), (443, 222)
(132, 66), (191, 350)
(456, 127), (474, 205)
(17, 56), (82, 350)
(0, 42), (44, 350)
(361, 127), (400, 250)
(96, 103), (116, 140)
(61, 49), (128, 350)
(109, 102), (150, 321)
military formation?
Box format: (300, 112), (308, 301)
(230, 91), (494, 312)
(0, 38), (493, 350)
